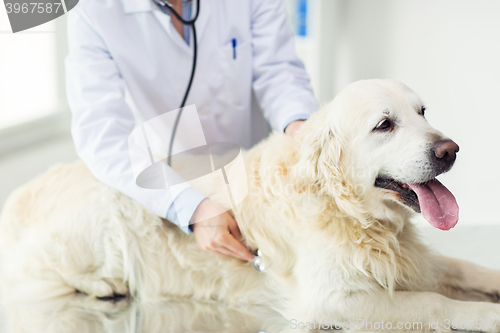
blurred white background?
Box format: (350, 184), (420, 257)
(0, 21), (58, 128)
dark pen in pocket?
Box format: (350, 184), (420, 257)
(232, 38), (237, 59)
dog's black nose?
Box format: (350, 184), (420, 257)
(433, 140), (459, 168)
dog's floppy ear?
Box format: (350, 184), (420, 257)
(295, 109), (373, 225)
(295, 109), (346, 194)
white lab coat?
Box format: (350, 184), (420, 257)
(66, 0), (318, 228)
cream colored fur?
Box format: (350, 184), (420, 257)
(2, 79), (500, 331)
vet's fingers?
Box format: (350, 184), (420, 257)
(199, 237), (232, 258)
(211, 249), (230, 258)
(210, 241), (240, 259)
(221, 233), (253, 261)
(217, 244), (249, 262)
(227, 214), (243, 241)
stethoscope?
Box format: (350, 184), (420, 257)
(153, 0), (270, 273)
(153, 0), (200, 167)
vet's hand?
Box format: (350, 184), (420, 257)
(285, 120), (305, 137)
(191, 199), (254, 261)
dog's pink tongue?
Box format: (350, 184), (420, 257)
(407, 180), (459, 230)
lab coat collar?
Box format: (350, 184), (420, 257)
(122, 0), (210, 44)
(122, 0), (154, 14)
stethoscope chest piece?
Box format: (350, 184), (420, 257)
(252, 249), (270, 273)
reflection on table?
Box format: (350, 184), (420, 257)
(3, 294), (296, 333)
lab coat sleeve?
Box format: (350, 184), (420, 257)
(166, 188), (207, 232)
(251, 0), (319, 132)
(66, 8), (201, 234)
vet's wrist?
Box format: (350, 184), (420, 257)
(284, 120), (306, 137)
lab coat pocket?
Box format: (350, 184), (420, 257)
(217, 38), (252, 109)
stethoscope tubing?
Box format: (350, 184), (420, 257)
(155, 0), (200, 25)
(154, 0), (200, 166)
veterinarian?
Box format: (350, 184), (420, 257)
(66, 0), (318, 262)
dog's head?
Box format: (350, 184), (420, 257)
(296, 79), (459, 230)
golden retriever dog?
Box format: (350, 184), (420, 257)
(2, 79), (500, 331)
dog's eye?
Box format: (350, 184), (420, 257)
(374, 119), (393, 132)
(421, 106), (426, 116)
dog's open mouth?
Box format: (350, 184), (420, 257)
(375, 177), (459, 231)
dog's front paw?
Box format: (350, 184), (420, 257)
(70, 278), (128, 299)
